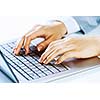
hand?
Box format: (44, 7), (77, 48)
(14, 21), (67, 55)
(39, 35), (100, 64)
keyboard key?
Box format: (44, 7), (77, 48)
(44, 65), (59, 73)
(43, 70), (53, 75)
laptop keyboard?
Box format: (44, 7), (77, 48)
(0, 41), (69, 81)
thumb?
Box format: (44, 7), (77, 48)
(37, 39), (52, 51)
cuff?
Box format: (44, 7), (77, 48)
(45, 16), (80, 34)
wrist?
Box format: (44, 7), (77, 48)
(49, 20), (68, 35)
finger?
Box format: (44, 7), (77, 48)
(37, 41), (48, 52)
(24, 29), (45, 55)
(38, 36), (59, 62)
(55, 51), (77, 64)
(37, 36), (55, 52)
(14, 37), (25, 55)
(13, 27), (37, 55)
(43, 46), (74, 64)
(24, 35), (33, 55)
(39, 39), (59, 63)
(14, 25), (44, 55)
(39, 45), (55, 63)
(43, 49), (62, 64)
(40, 43), (75, 64)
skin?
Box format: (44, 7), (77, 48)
(14, 20), (100, 64)
(14, 21), (67, 55)
(40, 35), (100, 64)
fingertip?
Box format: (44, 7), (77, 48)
(13, 48), (17, 54)
(15, 46), (25, 55)
(13, 48), (16, 52)
(39, 53), (45, 63)
(37, 45), (43, 51)
(55, 62), (58, 64)
(13, 50), (19, 55)
(25, 48), (30, 55)
(37, 47), (40, 52)
(55, 58), (63, 64)
(55, 61), (61, 64)
(39, 56), (43, 63)
(13, 48), (17, 53)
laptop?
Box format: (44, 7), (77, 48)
(0, 26), (100, 83)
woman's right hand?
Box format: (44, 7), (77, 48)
(13, 20), (67, 55)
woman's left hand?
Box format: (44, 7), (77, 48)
(39, 35), (100, 64)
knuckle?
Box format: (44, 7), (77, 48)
(34, 24), (42, 27)
(58, 57), (63, 63)
(22, 35), (25, 39)
(69, 37), (75, 41)
(17, 44), (21, 49)
(47, 56), (52, 60)
(69, 37), (76, 42)
(41, 41), (48, 47)
(49, 42), (54, 46)
(39, 43), (45, 48)
(50, 45), (56, 50)
(42, 53), (47, 59)
(50, 41), (57, 45)
(33, 24), (44, 30)
(62, 54), (66, 59)
(55, 48), (60, 53)
(25, 35), (31, 40)
(49, 42), (56, 48)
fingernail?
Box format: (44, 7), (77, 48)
(25, 48), (29, 55)
(55, 62), (59, 64)
(55, 61), (60, 64)
(43, 60), (47, 64)
(37, 45), (43, 51)
(13, 48), (18, 55)
(25, 51), (29, 55)
(39, 57), (44, 63)
(55, 62), (57, 64)
(39, 58), (42, 63)
(13, 48), (16, 53)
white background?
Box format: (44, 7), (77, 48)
(0, 0), (100, 100)
(0, 16), (60, 42)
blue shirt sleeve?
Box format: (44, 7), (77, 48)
(73, 16), (100, 34)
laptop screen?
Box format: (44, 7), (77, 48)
(0, 51), (18, 83)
